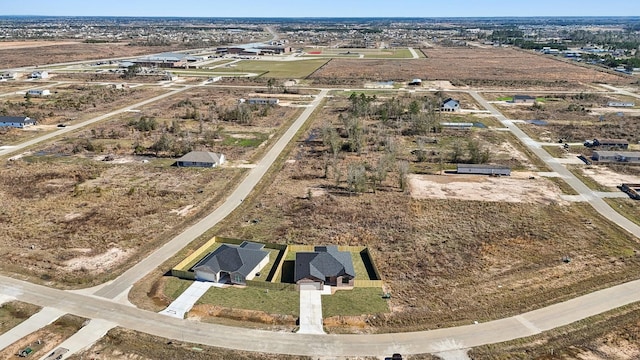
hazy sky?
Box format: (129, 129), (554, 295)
(3, 0), (640, 17)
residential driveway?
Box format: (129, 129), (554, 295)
(38, 318), (116, 360)
(297, 284), (329, 334)
(0, 307), (65, 350)
(159, 281), (218, 319)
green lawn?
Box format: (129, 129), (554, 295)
(196, 286), (300, 316)
(213, 59), (328, 78)
(363, 49), (413, 58)
(222, 132), (269, 147)
(322, 288), (390, 317)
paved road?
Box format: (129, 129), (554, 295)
(94, 89), (329, 299)
(38, 318), (116, 360)
(0, 87), (190, 158)
(469, 91), (640, 237)
(408, 47), (419, 59)
(2, 274), (640, 356)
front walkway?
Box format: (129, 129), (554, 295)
(159, 280), (224, 319)
(297, 284), (331, 334)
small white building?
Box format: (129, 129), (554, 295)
(441, 98), (460, 112)
(30, 71), (49, 79)
(607, 101), (635, 108)
(1, 72), (18, 80)
(457, 164), (511, 176)
(27, 89), (50, 97)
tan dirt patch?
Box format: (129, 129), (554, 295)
(408, 172), (564, 205)
(65, 247), (129, 272)
(582, 166), (640, 188)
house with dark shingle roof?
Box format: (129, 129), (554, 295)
(0, 116), (36, 128)
(192, 241), (269, 285)
(294, 246), (355, 289)
(175, 151), (225, 168)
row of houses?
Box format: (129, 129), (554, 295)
(592, 151), (640, 164)
(192, 242), (355, 289)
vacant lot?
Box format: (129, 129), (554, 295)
(0, 314), (86, 360)
(309, 47), (630, 88)
(0, 301), (40, 335)
(409, 172), (565, 205)
(0, 42), (177, 68)
(68, 327), (312, 360)
(470, 302), (640, 359)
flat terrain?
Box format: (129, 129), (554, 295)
(309, 47), (631, 88)
(213, 59), (329, 78)
(0, 42), (177, 68)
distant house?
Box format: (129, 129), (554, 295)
(440, 98), (460, 112)
(247, 98), (279, 105)
(0, 116), (36, 128)
(607, 101), (635, 108)
(295, 246), (355, 290)
(175, 151), (225, 168)
(30, 71), (48, 79)
(27, 89), (50, 97)
(592, 151), (640, 164)
(0, 72), (18, 80)
(457, 164), (511, 176)
(132, 52), (199, 69)
(597, 139), (629, 150)
(408, 78), (422, 86)
(512, 95), (536, 104)
(192, 242), (269, 285)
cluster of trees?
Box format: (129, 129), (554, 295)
(317, 92), (492, 194)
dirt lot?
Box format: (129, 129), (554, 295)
(0, 301), (40, 335)
(0, 314), (86, 360)
(408, 172), (565, 205)
(68, 327), (313, 360)
(0, 42), (178, 68)
(581, 166), (640, 188)
(470, 302), (640, 359)
(309, 47), (631, 89)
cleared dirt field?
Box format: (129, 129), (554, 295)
(408, 172), (565, 205)
(309, 47), (631, 89)
(0, 42), (178, 68)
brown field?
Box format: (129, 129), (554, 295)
(0, 85), (167, 146)
(0, 86), (304, 286)
(195, 91), (640, 333)
(0, 42), (179, 68)
(309, 47), (631, 89)
(0, 40), (81, 49)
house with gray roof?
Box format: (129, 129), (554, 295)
(440, 98), (460, 112)
(175, 151), (225, 168)
(0, 116), (36, 128)
(192, 242), (269, 285)
(294, 246), (355, 289)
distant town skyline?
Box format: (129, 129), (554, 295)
(3, 0), (640, 18)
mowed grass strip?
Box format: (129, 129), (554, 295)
(322, 288), (390, 317)
(214, 59), (329, 78)
(196, 286), (300, 316)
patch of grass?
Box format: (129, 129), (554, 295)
(496, 96), (513, 101)
(542, 145), (567, 158)
(322, 288), (390, 317)
(351, 251), (370, 280)
(0, 301), (41, 335)
(363, 49), (413, 59)
(222, 133), (269, 148)
(216, 59), (329, 78)
(164, 277), (194, 301)
(604, 198), (640, 226)
(196, 286), (300, 316)
(546, 176), (579, 195)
